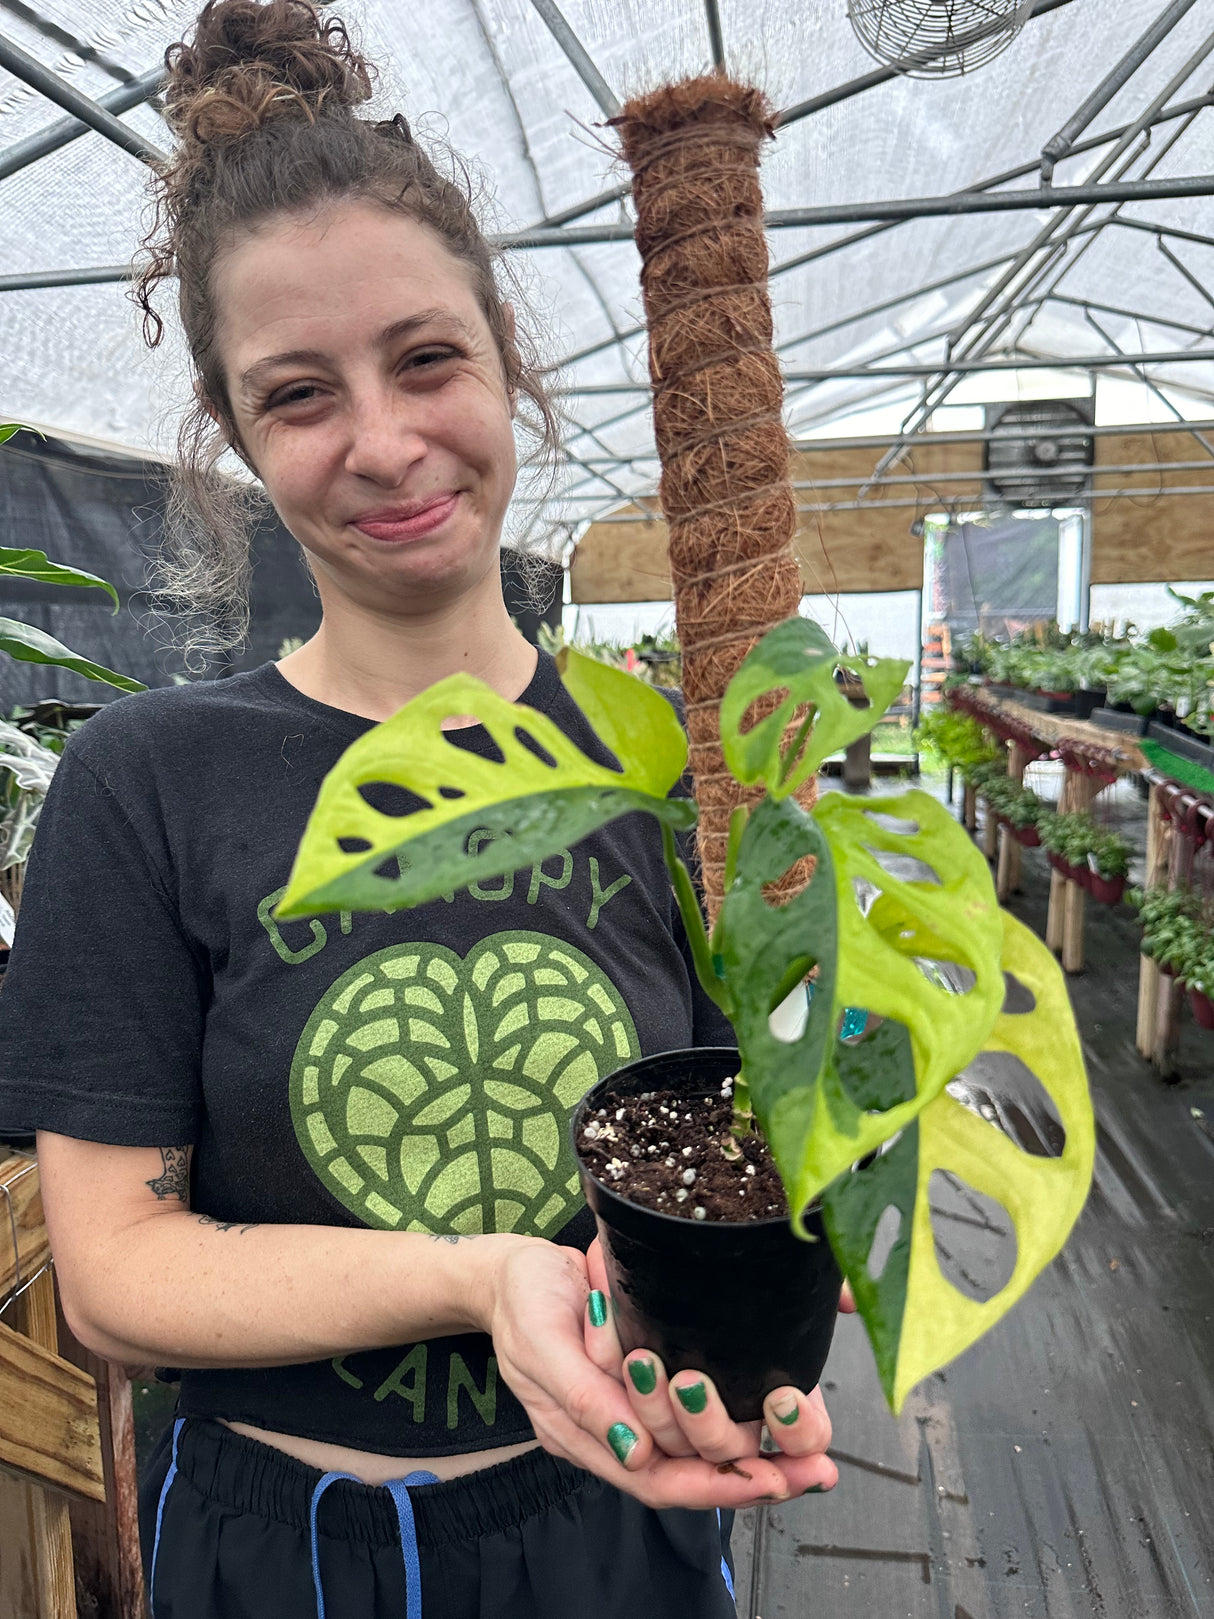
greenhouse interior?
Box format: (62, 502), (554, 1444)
(1, 0), (1212, 1615)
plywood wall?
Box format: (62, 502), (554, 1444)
(569, 439), (983, 603)
(1091, 427), (1214, 584)
(567, 428), (1214, 601)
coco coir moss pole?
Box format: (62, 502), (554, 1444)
(611, 76), (814, 920)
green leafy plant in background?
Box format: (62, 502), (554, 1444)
(1128, 885), (1211, 982)
(0, 425), (146, 911)
(1037, 812), (1130, 881)
(0, 424), (146, 694)
(979, 774), (1042, 831)
(913, 707), (1000, 781)
(278, 618), (1095, 1412)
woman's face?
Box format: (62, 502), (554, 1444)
(212, 198), (518, 616)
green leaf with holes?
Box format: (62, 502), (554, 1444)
(555, 644), (688, 795)
(783, 788), (1005, 1218)
(822, 910), (1095, 1411)
(710, 793), (838, 1182)
(278, 671), (695, 918)
(719, 618), (910, 798)
(0, 546), (120, 609)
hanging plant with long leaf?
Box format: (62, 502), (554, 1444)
(280, 618), (1095, 1411)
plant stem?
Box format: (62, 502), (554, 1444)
(660, 821), (733, 1017)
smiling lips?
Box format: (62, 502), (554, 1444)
(352, 492), (459, 542)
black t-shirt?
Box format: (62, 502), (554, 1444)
(0, 651), (732, 1455)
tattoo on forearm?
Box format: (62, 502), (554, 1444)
(428, 1233), (475, 1244)
(197, 1214), (260, 1235)
(145, 1147), (189, 1201)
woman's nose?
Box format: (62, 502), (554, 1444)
(342, 392), (427, 487)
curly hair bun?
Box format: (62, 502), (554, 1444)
(165, 0), (373, 148)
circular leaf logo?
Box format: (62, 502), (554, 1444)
(290, 931), (639, 1235)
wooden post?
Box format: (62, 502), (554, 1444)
(996, 825), (1022, 902)
(962, 783), (976, 832)
(1152, 972), (1185, 1079)
(981, 801), (998, 860)
(57, 1312), (149, 1619)
(1145, 783), (1167, 886)
(841, 732), (872, 792)
(0, 1271), (85, 1619)
(1007, 741), (1030, 784)
(1136, 954), (1161, 1057)
(1136, 785), (1169, 1057)
(1061, 878), (1086, 974)
(1046, 869), (1067, 953)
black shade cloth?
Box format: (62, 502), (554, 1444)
(0, 428), (562, 707)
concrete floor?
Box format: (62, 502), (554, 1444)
(732, 773), (1214, 1619)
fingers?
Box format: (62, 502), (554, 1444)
(586, 1236), (610, 1296)
(838, 1279), (857, 1314)
(531, 1399), (837, 1510)
(666, 1370), (767, 1467)
(621, 1351), (697, 1457)
(583, 1286), (624, 1376)
(761, 1384), (833, 1458)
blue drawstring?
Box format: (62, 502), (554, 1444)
(387, 1472), (439, 1619)
(310, 1470), (361, 1619)
(716, 1509), (735, 1598)
(310, 1467), (439, 1619)
(149, 1417), (185, 1619)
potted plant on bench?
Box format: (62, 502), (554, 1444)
(279, 619), (1095, 1416)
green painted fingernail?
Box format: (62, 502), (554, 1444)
(803, 1484), (827, 1494)
(627, 1358), (657, 1395)
(773, 1397), (800, 1426)
(608, 1422), (637, 1464)
(676, 1380), (708, 1414)
(588, 1290), (607, 1328)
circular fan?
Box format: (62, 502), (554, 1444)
(847, 0), (1035, 79)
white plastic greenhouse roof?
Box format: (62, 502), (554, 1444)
(4, 0), (1214, 543)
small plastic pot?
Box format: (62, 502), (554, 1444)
(1088, 870), (1126, 905)
(572, 1047), (842, 1422)
(1190, 989), (1214, 1031)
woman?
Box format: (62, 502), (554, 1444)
(0, 3), (838, 1614)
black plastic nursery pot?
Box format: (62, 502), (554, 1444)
(1091, 706), (1154, 737)
(571, 1047), (842, 1423)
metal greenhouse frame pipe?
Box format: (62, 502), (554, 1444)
(527, 0), (620, 117)
(0, 0), (135, 84)
(704, 0), (726, 69)
(863, 28), (1214, 487)
(0, 63), (165, 184)
(0, 32), (166, 165)
(547, 90), (1214, 373)
(501, 173), (1214, 248)
(514, 78), (1214, 243)
(0, 264), (133, 292)
(1040, 0), (1202, 183)
(557, 349), (1214, 392)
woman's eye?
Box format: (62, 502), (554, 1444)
(407, 347), (460, 370)
(267, 384), (320, 409)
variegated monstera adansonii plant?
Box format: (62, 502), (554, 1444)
(279, 618), (1095, 1412)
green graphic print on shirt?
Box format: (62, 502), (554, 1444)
(290, 932), (639, 1235)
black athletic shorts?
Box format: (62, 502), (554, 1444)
(138, 1418), (737, 1619)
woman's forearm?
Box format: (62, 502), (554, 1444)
(54, 1207), (527, 1367)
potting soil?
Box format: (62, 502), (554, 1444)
(578, 1081), (789, 1221)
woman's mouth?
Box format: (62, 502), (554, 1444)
(352, 493), (459, 543)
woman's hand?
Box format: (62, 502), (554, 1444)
(479, 1235), (838, 1511)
